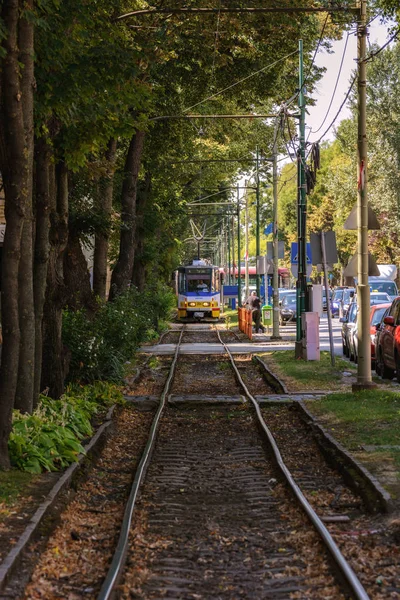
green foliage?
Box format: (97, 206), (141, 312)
(63, 284), (176, 384)
(9, 382), (122, 473)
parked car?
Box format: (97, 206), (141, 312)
(369, 292), (391, 305)
(368, 278), (398, 300)
(375, 296), (400, 381)
(350, 303), (391, 366)
(278, 288), (296, 305)
(331, 288), (345, 317)
(322, 288), (333, 311)
(340, 301), (357, 358)
(340, 288), (356, 316)
(279, 294), (297, 325)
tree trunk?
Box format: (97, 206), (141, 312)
(0, 0), (30, 468)
(93, 138), (117, 300)
(15, 4), (35, 413)
(64, 230), (94, 311)
(109, 131), (145, 301)
(41, 162), (69, 399)
(132, 172), (152, 292)
(33, 137), (52, 406)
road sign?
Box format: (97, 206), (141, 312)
(290, 242), (312, 265)
(291, 242), (312, 277)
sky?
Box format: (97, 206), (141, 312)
(306, 19), (394, 144)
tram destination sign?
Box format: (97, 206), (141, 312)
(187, 268), (209, 274)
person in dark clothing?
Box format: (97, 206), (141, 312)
(245, 291), (265, 333)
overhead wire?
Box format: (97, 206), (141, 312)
(284, 12), (330, 109)
(183, 49), (298, 113)
(311, 31), (350, 134)
(315, 74), (357, 144)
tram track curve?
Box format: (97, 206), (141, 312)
(98, 325), (369, 600)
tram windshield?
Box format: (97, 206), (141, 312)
(188, 277), (211, 292)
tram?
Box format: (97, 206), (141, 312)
(176, 261), (221, 320)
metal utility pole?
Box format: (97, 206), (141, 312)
(227, 217), (231, 285)
(272, 118), (281, 339)
(237, 185), (242, 307)
(256, 146), (261, 297)
(295, 39), (307, 357)
(245, 182), (250, 300)
(231, 214), (235, 286)
(354, 0), (373, 389)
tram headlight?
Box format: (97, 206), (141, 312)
(202, 302), (210, 307)
(188, 302), (196, 307)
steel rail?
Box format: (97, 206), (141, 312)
(214, 327), (370, 600)
(97, 327), (185, 600)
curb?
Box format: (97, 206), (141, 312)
(0, 405), (116, 592)
(297, 401), (394, 514)
(252, 355), (289, 394)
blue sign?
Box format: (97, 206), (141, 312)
(291, 242), (312, 264)
(264, 222), (273, 235)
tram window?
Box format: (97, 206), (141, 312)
(178, 272), (186, 294)
(188, 278), (210, 292)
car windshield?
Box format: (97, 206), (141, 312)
(283, 296), (296, 307)
(370, 293), (391, 304)
(332, 290), (344, 301)
(370, 281), (397, 296)
(343, 289), (355, 303)
(371, 307), (389, 326)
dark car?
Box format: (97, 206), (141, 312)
(331, 289), (345, 317)
(341, 288), (356, 316)
(322, 288), (332, 311)
(340, 301), (357, 358)
(375, 297), (400, 381)
(279, 294), (297, 326)
(350, 303), (391, 366)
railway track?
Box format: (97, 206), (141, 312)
(97, 325), (368, 600)
(13, 325), (400, 599)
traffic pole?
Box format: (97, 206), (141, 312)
(354, 0), (374, 390)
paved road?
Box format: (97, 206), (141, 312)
(141, 314), (345, 356)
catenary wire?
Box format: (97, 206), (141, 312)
(316, 74), (357, 143)
(183, 49), (298, 113)
(311, 32), (350, 133)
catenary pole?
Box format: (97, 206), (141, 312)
(256, 146), (260, 297)
(237, 185), (242, 307)
(272, 117), (282, 339)
(295, 39), (307, 357)
(354, 0), (373, 389)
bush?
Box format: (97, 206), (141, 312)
(9, 383), (123, 473)
(63, 283), (176, 384)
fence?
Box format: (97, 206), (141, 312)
(238, 307), (252, 340)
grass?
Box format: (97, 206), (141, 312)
(261, 350), (357, 391)
(306, 389), (400, 498)
(221, 306), (238, 328)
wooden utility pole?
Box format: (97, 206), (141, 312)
(354, 0), (374, 390)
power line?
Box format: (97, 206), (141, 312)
(364, 27), (400, 62)
(311, 32), (350, 134)
(316, 74), (356, 143)
(183, 50), (298, 113)
(116, 7), (359, 20)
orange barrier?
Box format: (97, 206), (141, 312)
(238, 307), (253, 340)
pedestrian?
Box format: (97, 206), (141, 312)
(244, 291), (265, 333)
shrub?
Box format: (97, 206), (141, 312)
(63, 283), (176, 384)
(9, 383), (123, 473)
